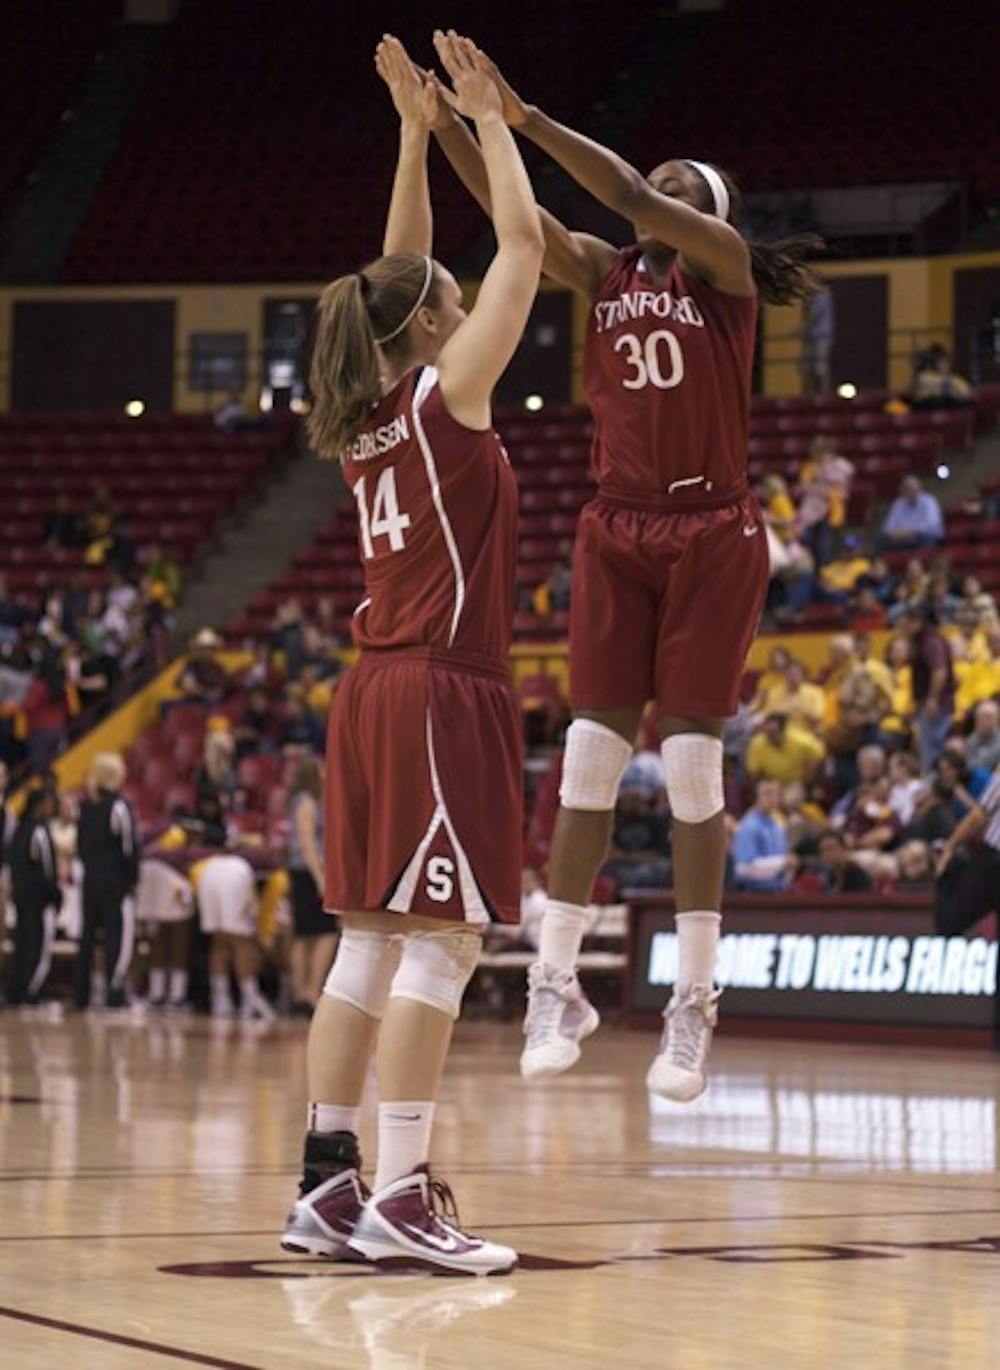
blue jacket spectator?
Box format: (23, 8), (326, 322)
(731, 780), (795, 892)
(879, 476), (943, 550)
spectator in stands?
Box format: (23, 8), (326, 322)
(270, 599), (307, 680)
(144, 543), (182, 611)
(967, 700), (1000, 775)
(176, 628), (230, 705)
(853, 632), (893, 699)
(910, 345), (972, 410)
(899, 605), (955, 771)
(532, 559), (572, 617)
(75, 753), (140, 1011)
(830, 744), (887, 823)
(761, 475), (814, 621)
(214, 390), (253, 431)
(842, 776), (899, 855)
(751, 646), (792, 712)
(0, 574), (34, 649)
(855, 556), (899, 607)
(937, 741), (992, 812)
(879, 476), (943, 551)
(601, 785), (671, 893)
(817, 534), (871, 603)
(815, 830), (872, 893)
(928, 571), (960, 627)
(287, 757), (337, 1015)
(905, 774), (958, 846)
(888, 751), (923, 826)
(234, 685), (280, 758)
(850, 587), (888, 630)
(196, 727), (237, 814)
(280, 688), (324, 754)
(22, 648), (74, 772)
(799, 286), (835, 395)
(894, 839), (934, 889)
(746, 712), (825, 786)
(782, 780), (826, 855)
(762, 659), (825, 734)
(730, 779), (796, 892)
(43, 493), (82, 550)
(959, 573), (998, 628)
(797, 435), (854, 565)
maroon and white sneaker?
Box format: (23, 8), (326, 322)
(281, 1168), (369, 1259)
(347, 1167), (517, 1276)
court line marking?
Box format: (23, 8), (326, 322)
(0, 1304), (263, 1368)
(1, 1207), (999, 1243)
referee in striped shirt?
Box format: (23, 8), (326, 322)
(936, 764), (1000, 1044)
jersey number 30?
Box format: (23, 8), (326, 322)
(614, 329), (684, 390)
(355, 467), (411, 558)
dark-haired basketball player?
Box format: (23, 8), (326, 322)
(431, 34), (823, 1099)
(279, 32), (543, 1276)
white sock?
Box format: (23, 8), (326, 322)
(168, 969), (188, 1002)
(538, 899), (589, 972)
(308, 1103), (361, 1136)
(211, 973), (231, 1003)
(148, 968), (167, 1001)
(374, 1101), (436, 1192)
(675, 910), (721, 990)
(239, 976), (260, 1006)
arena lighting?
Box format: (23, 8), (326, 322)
(524, 393), (545, 412)
(837, 382), (858, 400)
(936, 463), (951, 480)
(124, 399), (145, 417)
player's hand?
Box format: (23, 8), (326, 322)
(375, 34), (438, 130)
(432, 30), (503, 122)
(468, 41), (529, 126)
(935, 846), (953, 877)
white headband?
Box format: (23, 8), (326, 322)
(685, 160), (730, 222)
(374, 255), (434, 345)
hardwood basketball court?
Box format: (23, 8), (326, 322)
(2, 1015), (998, 1368)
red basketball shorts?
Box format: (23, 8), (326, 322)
(569, 493), (770, 717)
(323, 650), (522, 925)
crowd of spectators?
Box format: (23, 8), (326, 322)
(0, 526), (178, 776)
(596, 617), (998, 902)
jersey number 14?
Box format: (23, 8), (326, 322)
(614, 329), (684, 390)
(355, 467), (411, 558)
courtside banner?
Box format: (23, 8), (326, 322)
(628, 899), (998, 1027)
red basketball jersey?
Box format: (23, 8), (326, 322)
(341, 367), (517, 663)
(582, 247), (757, 507)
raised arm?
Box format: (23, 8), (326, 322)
(429, 87), (614, 298)
(476, 43), (752, 295)
(432, 32), (544, 429)
(376, 36), (437, 257)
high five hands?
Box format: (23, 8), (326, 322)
(375, 31), (528, 129)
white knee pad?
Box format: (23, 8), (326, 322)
(559, 719), (634, 811)
(323, 929), (403, 1019)
(662, 734), (724, 824)
(388, 928), (482, 1020)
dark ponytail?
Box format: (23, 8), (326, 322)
(747, 234), (826, 306)
(709, 166), (827, 305)
(308, 253), (440, 461)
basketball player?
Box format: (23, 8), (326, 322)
(75, 753), (140, 1010)
(8, 784), (61, 1009)
(430, 35), (822, 1097)
(280, 32), (543, 1275)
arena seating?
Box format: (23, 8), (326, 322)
(224, 393), (987, 645)
(61, 2), (648, 284)
(0, 2), (118, 214)
(624, 2), (1000, 194)
(0, 413), (292, 597)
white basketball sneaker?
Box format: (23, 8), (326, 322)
(347, 1167), (517, 1276)
(646, 984), (721, 1102)
(520, 962), (600, 1081)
